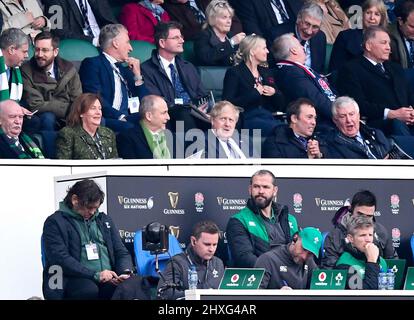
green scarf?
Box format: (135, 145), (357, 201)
(0, 49), (23, 102)
(141, 121), (171, 159)
(0, 127), (44, 159)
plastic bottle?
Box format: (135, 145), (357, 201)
(386, 269), (395, 290)
(378, 269), (388, 290)
(188, 265), (198, 290)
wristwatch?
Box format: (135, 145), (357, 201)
(134, 74), (143, 81)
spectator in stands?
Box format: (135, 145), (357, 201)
(141, 21), (209, 132)
(226, 170), (299, 268)
(255, 227), (322, 289)
(0, 0), (50, 39)
(294, 2), (327, 74)
(389, 0), (414, 85)
(56, 93), (118, 159)
(262, 98), (328, 158)
(42, 179), (133, 300)
(43, 0), (117, 46)
(21, 31), (82, 132)
(204, 100), (252, 158)
(117, 94), (175, 159)
(329, 0), (389, 73)
(235, 0), (304, 44)
(311, 0), (350, 45)
(120, 0), (170, 44)
(162, 0), (243, 41)
(335, 215), (387, 289)
(323, 189), (397, 269)
(0, 28), (29, 103)
(194, 0), (245, 66)
(222, 34), (286, 137)
(336, 26), (414, 136)
(80, 24), (148, 133)
(157, 220), (224, 300)
(272, 33), (336, 124)
(326, 96), (391, 159)
(0, 99), (44, 158)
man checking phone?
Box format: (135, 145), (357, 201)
(80, 24), (149, 133)
(42, 179), (134, 300)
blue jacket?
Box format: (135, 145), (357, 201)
(42, 209), (133, 300)
(141, 49), (206, 108)
(79, 53), (148, 120)
(329, 28), (363, 73)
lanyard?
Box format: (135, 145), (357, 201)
(80, 131), (107, 159)
(110, 63), (132, 98)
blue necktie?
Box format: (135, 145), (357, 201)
(297, 136), (308, 150)
(169, 63), (191, 104)
(227, 140), (239, 159)
(409, 41), (414, 65)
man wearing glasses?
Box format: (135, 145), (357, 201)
(322, 189), (398, 269)
(142, 21), (209, 132)
(21, 31), (82, 132)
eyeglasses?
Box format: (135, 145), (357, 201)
(35, 47), (54, 53)
(214, 1), (227, 8)
(165, 35), (184, 41)
(300, 20), (321, 32)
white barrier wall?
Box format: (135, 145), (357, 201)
(1, 159), (413, 300)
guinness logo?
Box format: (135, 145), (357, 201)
(118, 196), (124, 205)
(169, 225), (180, 239)
(168, 192), (179, 209)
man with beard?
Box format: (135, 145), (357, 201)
(255, 227), (322, 289)
(226, 170), (299, 267)
(21, 31), (82, 131)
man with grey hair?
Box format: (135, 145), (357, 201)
(116, 95), (174, 159)
(294, 2), (326, 73)
(337, 25), (414, 137)
(273, 33), (335, 125)
(326, 96), (391, 159)
(0, 28), (30, 102)
(79, 24), (148, 133)
(0, 99), (44, 158)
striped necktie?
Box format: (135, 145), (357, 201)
(169, 63), (191, 104)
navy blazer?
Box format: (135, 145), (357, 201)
(329, 28), (363, 73)
(116, 124), (179, 159)
(274, 62), (335, 123)
(237, 0), (303, 42)
(307, 31), (327, 74)
(336, 56), (414, 123)
(79, 53), (148, 120)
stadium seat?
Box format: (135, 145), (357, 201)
(411, 234), (414, 261)
(130, 40), (156, 62)
(133, 230), (183, 278)
(197, 66), (228, 101)
(58, 39), (99, 69)
(182, 41), (196, 64)
(320, 231), (329, 259)
(324, 44), (333, 74)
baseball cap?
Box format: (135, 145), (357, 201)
(299, 227), (322, 258)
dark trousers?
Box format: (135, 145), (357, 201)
(65, 278), (116, 300)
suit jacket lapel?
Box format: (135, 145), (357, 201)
(100, 54), (116, 97)
(263, 0), (279, 25)
(67, 0), (85, 30)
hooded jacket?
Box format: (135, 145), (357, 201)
(322, 205), (398, 268)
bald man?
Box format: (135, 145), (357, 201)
(0, 100), (44, 158)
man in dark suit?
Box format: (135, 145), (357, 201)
(326, 96), (391, 159)
(336, 26), (414, 136)
(294, 2), (326, 74)
(44, 0), (117, 45)
(272, 33), (336, 124)
(116, 95), (177, 159)
(263, 98), (327, 158)
(79, 24), (148, 132)
(236, 0), (303, 43)
(141, 21), (208, 133)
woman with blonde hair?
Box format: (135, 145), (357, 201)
(195, 0), (245, 65)
(329, 0), (389, 72)
(56, 93), (118, 159)
(222, 34), (285, 137)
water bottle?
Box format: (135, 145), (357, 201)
(378, 269), (388, 290)
(188, 265), (198, 290)
(386, 268), (395, 290)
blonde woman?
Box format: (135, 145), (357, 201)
(222, 34), (285, 137)
(195, 0), (245, 65)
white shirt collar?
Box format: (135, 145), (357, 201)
(159, 54), (175, 70)
(363, 55), (381, 66)
(103, 52), (118, 67)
